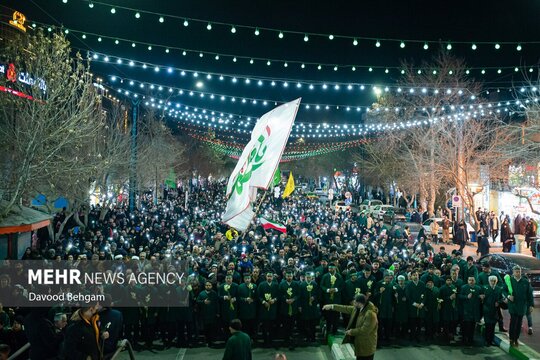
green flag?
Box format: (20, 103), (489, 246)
(273, 167), (281, 186)
(164, 169), (177, 189)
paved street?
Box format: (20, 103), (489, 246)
(117, 345), (331, 360)
(116, 343), (513, 360)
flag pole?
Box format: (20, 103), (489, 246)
(241, 191), (269, 240)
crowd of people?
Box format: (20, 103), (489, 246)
(0, 179), (536, 360)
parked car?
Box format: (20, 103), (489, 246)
(383, 207), (407, 225)
(373, 205), (394, 220)
(422, 218), (452, 239)
(334, 201), (351, 212)
(476, 253), (540, 297)
(393, 222), (423, 244)
(359, 199), (383, 213)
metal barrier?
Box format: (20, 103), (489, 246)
(108, 339), (135, 360)
(7, 342), (30, 360)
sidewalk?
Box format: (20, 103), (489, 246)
(493, 330), (540, 360)
(432, 239), (540, 360)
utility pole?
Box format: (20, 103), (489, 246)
(129, 99), (140, 212)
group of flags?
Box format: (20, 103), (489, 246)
(273, 167), (295, 199)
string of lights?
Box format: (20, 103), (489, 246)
(61, 0), (539, 53)
(109, 75), (528, 116)
(30, 21), (538, 77)
(194, 134), (371, 161)
(90, 51), (536, 95)
(113, 86), (512, 139)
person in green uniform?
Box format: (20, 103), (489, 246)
(279, 270), (300, 350)
(299, 272), (320, 343)
(197, 281), (219, 347)
(423, 277), (440, 342)
(344, 271), (361, 306)
(463, 256), (479, 283)
(257, 272), (279, 347)
(405, 270), (425, 341)
(321, 264), (344, 335)
(314, 258), (329, 284)
(477, 263), (506, 332)
(439, 276), (459, 343)
(452, 251), (467, 281)
(392, 275), (408, 337)
(358, 265), (376, 300)
(482, 275), (503, 346)
(503, 265), (535, 347)
(222, 319), (252, 360)
(459, 276), (481, 346)
(219, 275), (239, 337)
(237, 274), (258, 341)
(374, 270), (394, 342)
(342, 269), (360, 328)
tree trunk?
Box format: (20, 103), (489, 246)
(55, 212), (74, 241)
(73, 210), (86, 229)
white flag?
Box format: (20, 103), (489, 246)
(223, 98), (301, 231)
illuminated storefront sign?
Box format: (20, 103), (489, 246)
(0, 63), (47, 92)
(8, 11), (27, 32)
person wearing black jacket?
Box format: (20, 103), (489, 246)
(64, 305), (108, 360)
(24, 308), (64, 360)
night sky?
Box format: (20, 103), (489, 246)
(2, 0), (540, 143)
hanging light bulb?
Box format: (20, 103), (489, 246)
(423, 43), (429, 50)
(183, 19), (189, 27)
(279, 32), (284, 39)
(400, 41), (405, 48)
(494, 43), (500, 49)
(353, 38), (358, 46)
(328, 34), (334, 40)
(135, 12), (140, 18)
(159, 17), (164, 23)
(231, 26), (236, 33)
(132, 43), (136, 47)
(375, 40), (381, 47)
(516, 44), (522, 51)
(304, 34), (309, 42)
(110, 8), (116, 14)
(62, 0), (67, 3)
(471, 43), (477, 50)
(88, 2), (94, 8)
(446, 43), (452, 50)
(114, 39), (119, 44)
(254, 28), (260, 36)
(207, 23), (212, 30)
